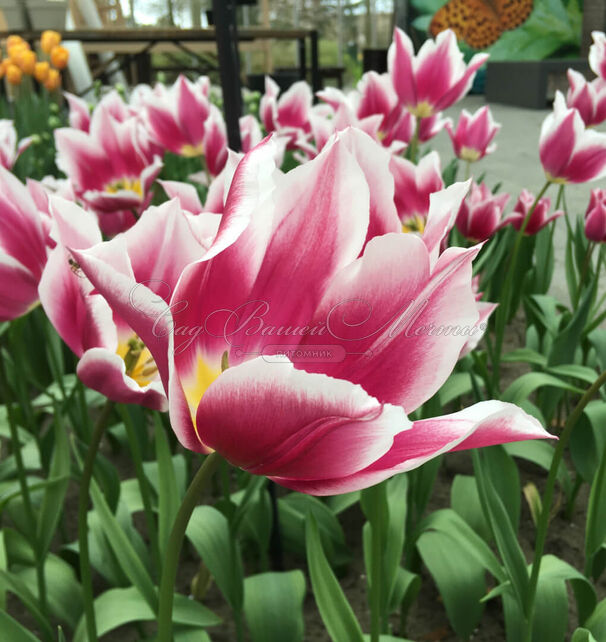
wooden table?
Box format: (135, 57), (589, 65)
(0, 27), (321, 95)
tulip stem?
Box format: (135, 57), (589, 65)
(575, 242), (596, 307)
(77, 398), (115, 642)
(157, 451), (222, 642)
(523, 370), (606, 642)
(492, 181), (550, 390)
(367, 482), (386, 642)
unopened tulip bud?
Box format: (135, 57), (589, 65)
(40, 30), (61, 54)
(585, 189), (606, 242)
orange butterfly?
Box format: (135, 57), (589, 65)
(430, 0), (534, 49)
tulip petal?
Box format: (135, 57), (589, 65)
(274, 401), (552, 495)
(195, 356), (408, 477)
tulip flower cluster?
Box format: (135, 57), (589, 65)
(1, 31), (67, 91)
(4, 25), (606, 642)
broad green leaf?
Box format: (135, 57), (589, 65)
(186, 505), (244, 612)
(504, 441), (571, 497)
(280, 493), (349, 567)
(572, 629), (598, 642)
(73, 586), (221, 642)
(17, 554), (83, 630)
(502, 348), (547, 367)
(586, 441), (606, 577)
(417, 530), (485, 639)
(418, 509), (504, 581)
(305, 514), (364, 642)
(0, 569), (54, 640)
(0, 610), (41, 641)
(586, 598), (606, 640)
(473, 452), (529, 610)
(547, 364), (599, 385)
(326, 491), (360, 515)
(438, 372), (484, 406)
(387, 566), (421, 622)
(502, 372), (582, 405)
(451, 475), (490, 541)
(244, 571), (306, 642)
(89, 479), (157, 612)
(571, 401), (606, 482)
(37, 411), (71, 555)
(482, 446), (521, 533)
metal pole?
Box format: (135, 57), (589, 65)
(310, 29), (320, 97)
(212, 0), (242, 151)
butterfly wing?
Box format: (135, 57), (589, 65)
(430, 0), (503, 50)
(493, 0), (534, 32)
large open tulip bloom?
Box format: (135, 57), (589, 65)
(540, 92), (606, 184)
(55, 109), (162, 219)
(388, 28), (488, 118)
(74, 131), (552, 495)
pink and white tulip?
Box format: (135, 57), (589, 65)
(74, 131), (551, 495)
(589, 31), (606, 81)
(0, 167), (51, 320)
(566, 69), (606, 128)
(260, 76), (312, 146)
(144, 75), (211, 157)
(505, 189), (563, 235)
(0, 120), (32, 170)
(584, 188), (606, 242)
(39, 198), (214, 409)
(390, 151), (444, 231)
(55, 109), (162, 232)
(388, 28), (488, 118)
(456, 182), (510, 242)
(445, 106), (500, 162)
(540, 92), (606, 184)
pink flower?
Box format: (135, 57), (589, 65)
(589, 31), (606, 80)
(445, 106), (500, 162)
(144, 75), (211, 157)
(0, 167), (51, 320)
(540, 92), (606, 184)
(585, 189), (606, 242)
(566, 69), (606, 128)
(390, 151), (444, 231)
(504, 189), (563, 235)
(39, 197), (214, 409)
(388, 28), (488, 118)
(0, 120), (32, 169)
(456, 182), (510, 242)
(55, 110), (162, 228)
(260, 76), (312, 146)
(74, 132), (551, 495)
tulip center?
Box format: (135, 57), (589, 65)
(180, 143), (204, 157)
(118, 335), (158, 387)
(409, 101), (433, 118)
(460, 147), (481, 162)
(105, 178), (143, 197)
(401, 214), (426, 234)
